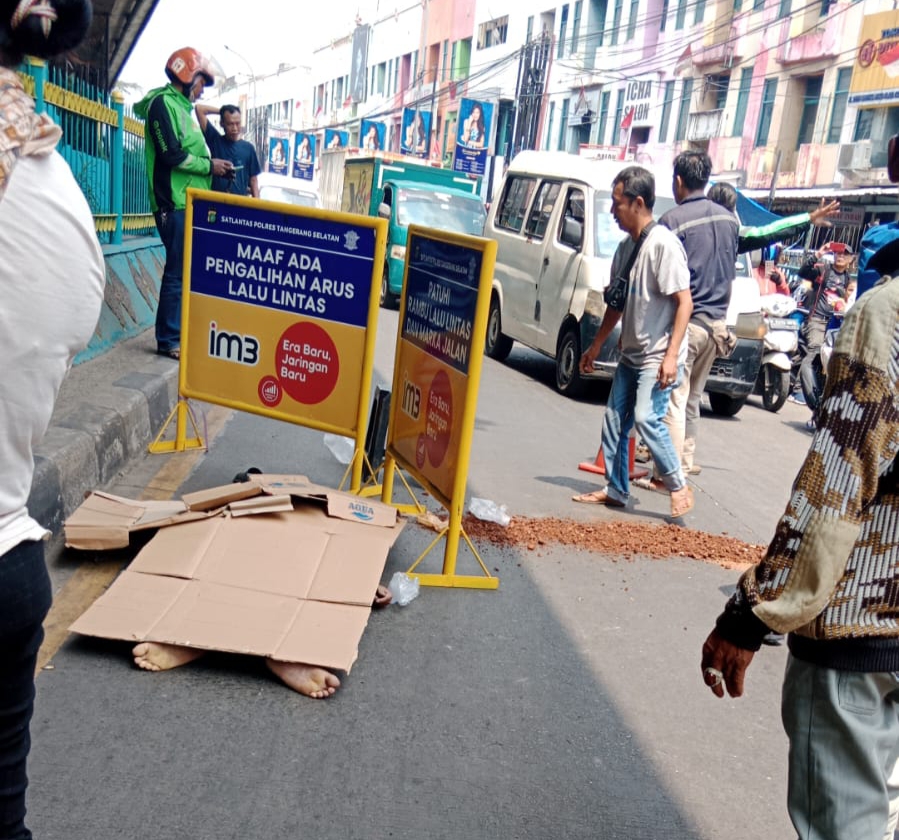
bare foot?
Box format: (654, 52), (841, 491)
(265, 659), (340, 698)
(373, 584), (392, 608)
(132, 642), (206, 672)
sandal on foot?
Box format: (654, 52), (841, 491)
(157, 347), (180, 360)
(670, 486), (694, 518)
(572, 489), (625, 508)
(633, 476), (668, 494)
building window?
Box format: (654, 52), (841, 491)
(796, 75), (822, 149)
(827, 67), (851, 144)
(660, 0), (669, 30)
(658, 80), (675, 142)
(545, 101), (555, 150)
(820, 0), (833, 15)
(675, 0), (687, 29)
(778, 0), (791, 17)
(559, 97), (570, 150)
(572, 2), (582, 52)
(753, 0), (764, 10)
(477, 15), (508, 48)
(674, 78), (693, 141)
(597, 89), (611, 144)
(610, 0), (623, 45)
(627, 0), (639, 39)
(558, 5), (569, 58)
(694, 0), (706, 24)
(733, 0), (741, 11)
(527, 15), (534, 41)
(613, 87), (625, 143)
(853, 108), (874, 142)
(755, 78), (778, 146)
(732, 68), (752, 136)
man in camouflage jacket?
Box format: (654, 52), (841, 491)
(701, 272), (899, 839)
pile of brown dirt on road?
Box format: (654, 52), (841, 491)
(457, 514), (765, 570)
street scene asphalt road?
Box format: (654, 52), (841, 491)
(27, 311), (815, 840)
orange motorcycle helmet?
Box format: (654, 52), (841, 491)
(165, 47), (215, 88)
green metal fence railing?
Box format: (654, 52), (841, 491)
(21, 57), (155, 245)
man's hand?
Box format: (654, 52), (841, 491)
(700, 629), (756, 698)
(211, 158), (235, 178)
(657, 353), (678, 388)
(579, 345), (599, 374)
(809, 199), (840, 228)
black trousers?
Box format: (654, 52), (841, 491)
(0, 540), (51, 840)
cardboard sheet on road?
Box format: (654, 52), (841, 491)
(68, 476), (404, 672)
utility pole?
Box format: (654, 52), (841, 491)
(225, 45), (259, 158)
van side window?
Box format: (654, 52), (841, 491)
(524, 181), (561, 240)
(496, 176), (537, 233)
(558, 187), (585, 250)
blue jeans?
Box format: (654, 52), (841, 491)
(154, 209), (185, 352)
(0, 540), (51, 840)
(601, 361), (686, 504)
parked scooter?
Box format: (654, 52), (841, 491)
(754, 293), (800, 412)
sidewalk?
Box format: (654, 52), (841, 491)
(30, 329), (179, 561)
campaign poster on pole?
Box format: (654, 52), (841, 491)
(452, 98), (493, 177)
(325, 129), (348, 150)
(400, 107), (431, 158)
(268, 137), (289, 175)
(181, 189), (387, 449)
(292, 132), (315, 180)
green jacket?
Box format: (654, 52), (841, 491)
(135, 83), (212, 212)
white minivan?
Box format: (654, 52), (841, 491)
(483, 151), (763, 413)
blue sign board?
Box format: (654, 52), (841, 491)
(400, 232), (482, 375)
(191, 197), (375, 328)
(268, 138), (289, 175)
(401, 108), (431, 158)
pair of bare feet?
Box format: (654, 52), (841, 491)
(131, 585), (392, 699)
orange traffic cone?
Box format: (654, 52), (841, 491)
(579, 435), (649, 479)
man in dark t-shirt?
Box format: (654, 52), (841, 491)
(195, 103), (261, 197)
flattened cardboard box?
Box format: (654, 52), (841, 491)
(69, 476), (405, 672)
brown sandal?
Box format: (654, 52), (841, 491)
(572, 489), (625, 508)
(670, 486), (694, 518)
(157, 347), (181, 361)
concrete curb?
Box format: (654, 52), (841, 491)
(28, 331), (180, 549)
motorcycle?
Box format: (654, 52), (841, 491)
(753, 293), (800, 412)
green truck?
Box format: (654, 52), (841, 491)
(319, 150), (486, 307)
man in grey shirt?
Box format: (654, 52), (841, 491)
(576, 166), (694, 519)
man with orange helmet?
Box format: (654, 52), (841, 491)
(135, 47), (234, 359)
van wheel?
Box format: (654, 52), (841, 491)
(556, 327), (584, 397)
(708, 392), (747, 417)
(380, 265), (397, 309)
(485, 295), (513, 360)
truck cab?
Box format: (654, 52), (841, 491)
(319, 150), (485, 308)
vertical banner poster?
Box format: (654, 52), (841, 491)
(386, 227), (495, 508)
(349, 25), (370, 104)
(325, 129), (348, 150)
(452, 98), (494, 176)
(401, 107), (431, 158)
(360, 119), (385, 152)
(181, 190), (387, 439)
(268, 137), (289, 175)
(292, 132), (315, 180)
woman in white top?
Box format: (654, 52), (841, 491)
(0, 2), (104, 837)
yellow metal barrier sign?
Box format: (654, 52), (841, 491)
(171, 189), (387, 490)
(382, 225), (497, 589)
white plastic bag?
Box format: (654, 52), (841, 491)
(388, 571), (420, 607)
(468, 497), (511, 527)
(323, 433), (354, 465)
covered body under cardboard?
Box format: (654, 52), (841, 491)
(67, 476), (404, 673)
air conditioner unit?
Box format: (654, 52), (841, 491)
(837, 140), (872, 171)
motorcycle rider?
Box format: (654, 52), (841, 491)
(797, 244), (853, 427)
(135, 47), (234, 360)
